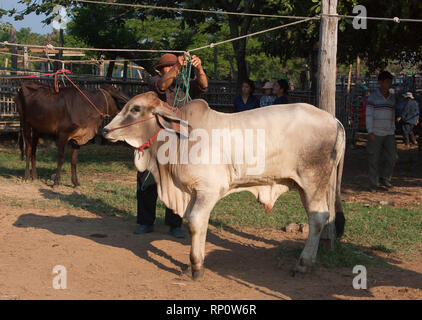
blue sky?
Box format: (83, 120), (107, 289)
(0, 0), (53, 34)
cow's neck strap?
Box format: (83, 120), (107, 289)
(135, 129), (163, 156)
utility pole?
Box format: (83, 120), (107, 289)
(317, 0), (339, 249)
(317, 0), (338, 114)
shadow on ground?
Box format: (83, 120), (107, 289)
(13, 211), (422, 300)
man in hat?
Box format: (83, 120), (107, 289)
(398, 92), (419, 147)
(365, 71), (398, 192)
(134, 53), (208, 238)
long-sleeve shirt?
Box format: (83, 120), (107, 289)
(234, 95), (259, 112)
(149, 75), (207, 109)
(365, 89), (396, 136)
(273, 95), (288, 105)
(402, 99), (420, 125)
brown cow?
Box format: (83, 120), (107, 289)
(15, 81), (129, 187)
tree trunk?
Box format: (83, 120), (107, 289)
(224, 0), (253, 86)
(9, 27), (17, 75)
(347, 63), (352, 94)
(54, 29), (64, 71)
(106, 61), (115, 79)
(356, 55), (361, 88)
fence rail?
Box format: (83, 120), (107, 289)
(1, 72), (363, 144)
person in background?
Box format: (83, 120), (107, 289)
(398, 92), (419, 147)
(233, 79), (259, 112)
(134, 53), (208, 237)
(259, 81), (276, 107)
(365, 71), (397, 192)
(272, 79), (289, 105)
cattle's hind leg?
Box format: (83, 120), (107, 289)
(23, 126), (32, 181)
(70, 142), (80, 187)
(188, 192), (219, 281)
(53, 135), (68, 187)
(294, 190), (329, 274)
(30, 131), (39, 180)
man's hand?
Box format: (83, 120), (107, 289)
(176, 55), (186, 68)
(368, 133), (375, 141)
(396, 117), (401, 122)
(191, 55), (202, 70)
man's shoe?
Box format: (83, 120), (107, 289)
(380, 179), (393, 189)
(410, 135), (418, 145)
(134, 225), (153, 234)
(368, 185), (378, 192)
(170, 227), (185, 238)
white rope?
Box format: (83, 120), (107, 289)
(0, 51), (152, 65)
(0, 18), (315, 56)
(0, 41), (185, 54)
(321, 13), (422, 23)
(188, 18), (315, 53)
(73, 0), (319, 20)
(74, 0), (422, 23)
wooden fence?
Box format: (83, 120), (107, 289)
(0, 71), (361, 144)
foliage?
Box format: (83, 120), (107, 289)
(2, 0), (422, 78)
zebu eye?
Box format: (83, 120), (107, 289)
(131, 106), (140, 113)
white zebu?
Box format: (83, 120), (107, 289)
(103, 91), (346, 280)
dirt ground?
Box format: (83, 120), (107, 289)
(0, 138), (421, 300)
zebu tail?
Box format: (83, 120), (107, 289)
(334, 120), (346, 238)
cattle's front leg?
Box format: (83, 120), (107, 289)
(53, 136), (68, 187)
(70, 144), (80, 187)
(188, 193), (219, 281)
(294, 209), (329, 274)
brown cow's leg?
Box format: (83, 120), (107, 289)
(31, 131), (39, 180)
(53, 136), (68, 187)
(70, 143), (80, 187)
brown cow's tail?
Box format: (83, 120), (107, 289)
(334, 120), (346, 238)
(14, 88), (25, 160)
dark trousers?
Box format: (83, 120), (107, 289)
(402, 122), (415, 140)
(136, 171), (182, 228)
(366, 134), (397, 187)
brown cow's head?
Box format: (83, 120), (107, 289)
(103, 91), (188, 171)
(100, 84), (130, 111)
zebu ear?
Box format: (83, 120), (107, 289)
(145, 91), (190, 138)
(152, 105), (190, 139)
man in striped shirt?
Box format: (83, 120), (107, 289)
(366, 71), (398, 192)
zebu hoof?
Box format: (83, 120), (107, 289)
(192, 268), (204, 281)
(291, 258), (313, 276)
(335, 211), (346, 238)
